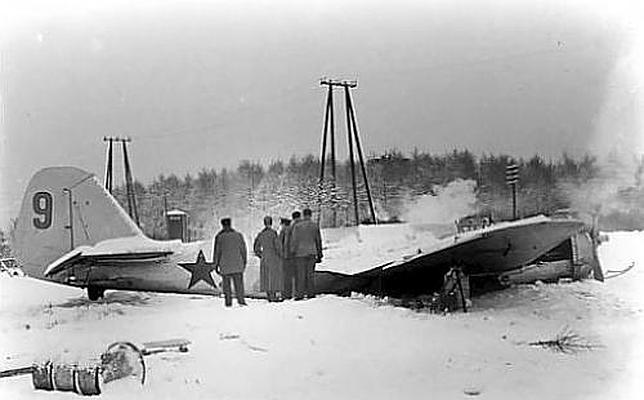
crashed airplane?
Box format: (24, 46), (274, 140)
(13, 166), (600, 301)
(318, 215), (602, 298)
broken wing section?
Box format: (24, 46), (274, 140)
(350, 216), (586, 297)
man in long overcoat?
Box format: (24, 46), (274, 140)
(253, 216), (283, 301)
(278, 217), (292, 299)
(213, 218), (248, 307)
(282, 211), (301, 299)
(289, 208), (323, 299)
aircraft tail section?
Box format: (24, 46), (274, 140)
(14, 167), (143, 279)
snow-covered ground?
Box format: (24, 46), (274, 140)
(1, 231), (643, 399)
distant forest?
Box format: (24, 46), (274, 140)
(111, 150), (644, 240)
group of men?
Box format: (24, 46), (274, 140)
(211, 208), (323, 307)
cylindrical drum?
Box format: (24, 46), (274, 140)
(52, 363), (76, 392)
(32, 361), (54, 391)
(32, 361), (101, 396)
(76, 366), (101, 396)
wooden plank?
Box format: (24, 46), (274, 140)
(0, 366), (33, 378)
(141, 339), (191, 355)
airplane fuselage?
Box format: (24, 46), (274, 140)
(42, 239), (262, 296)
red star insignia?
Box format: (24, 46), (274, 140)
(178, 250), (217, 289)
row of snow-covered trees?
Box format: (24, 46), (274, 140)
(0, 150), (639, 258)
(0, 150), (640, 257)
(108, 150), (644, 239)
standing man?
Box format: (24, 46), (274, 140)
(278, 218), (292, 299)
(290, 208), (323, 299)
(213, 218), (248, 307)
(254, 216), (282, 302)
(282, 211), (301, 299)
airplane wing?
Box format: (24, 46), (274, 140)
(351, 216), (585, 296)
(359, 216), (585, 276)
(355, 231), (486, 278)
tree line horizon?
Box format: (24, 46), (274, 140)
(1, 149), (642, 259)
(109, 149), (644, 240)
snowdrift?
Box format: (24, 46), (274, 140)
(0, 230), (642, 400)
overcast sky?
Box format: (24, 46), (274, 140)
(1, 0), (644, 227)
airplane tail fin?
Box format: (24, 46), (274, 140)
(13, 167), (143, 279)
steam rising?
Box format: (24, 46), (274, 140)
(568, 5), (644, 228)
(559, 155), (644, 228)
(401, 179), (477, 225)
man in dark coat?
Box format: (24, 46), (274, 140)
(213, 218), (247, 307)
(277, 218), (291, 299)
(253, 216), (282, 302)
(289, 208), (322, 299)
(282, 211), (301, 299)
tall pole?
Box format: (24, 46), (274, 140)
(319, 81), (339, 227)
(103, 137), (114, 193)
(319, 86), (332, 185)
(121, 137), (140, 226)
(344, 86), (360, 225)
(329, 86), (336, 227)
(318, 86), (332, 224)
(319, 78), (376, 227)
(346, 89), (377, 224)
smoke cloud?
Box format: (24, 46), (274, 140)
(401, 179), (477, 225)
(559, 155), (644, 229)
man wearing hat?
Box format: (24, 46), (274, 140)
(282, 211), (301, 299)
(289, 208), (323, 299)
(213, 217), (248, 307)
(253, 216), (283, 302)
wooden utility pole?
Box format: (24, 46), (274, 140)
(319, 82), (337, 226)
(103, 136), (140, 227)
(103, 137), (115, 193)
(343, 84), (359, 225)
(318, 79), (377, 226)
(121, 137), (140, 227)
(346, 86), (377, 225)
